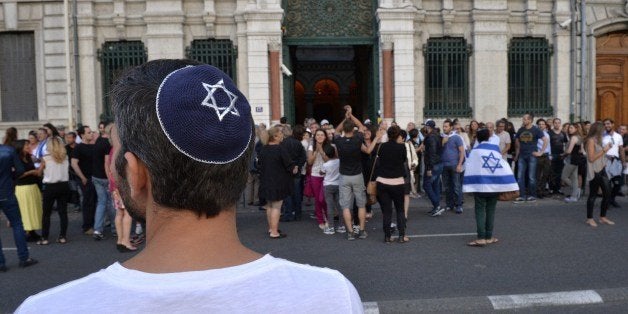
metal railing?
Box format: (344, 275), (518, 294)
(508, 37), (553, 116)
(97, 41), (147, 121)
(186, 39), (237, 81)
(423, 37), (472, 117)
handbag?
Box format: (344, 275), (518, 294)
(365, 144), (382, 205)
(498, 190), (519, 201)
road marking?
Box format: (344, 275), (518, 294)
(406, 232), (476, 238)
(2, 248), (18, 251)
(363, 302), (380, 314)
(488, 290), (603, 310)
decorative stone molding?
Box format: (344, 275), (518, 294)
(381, 35), (394, 50)
(268, 38), (281, 51)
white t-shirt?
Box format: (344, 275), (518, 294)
(472, 134), (500, 148)
(602, 131), (623, 158)
(322, 159), (340, 186)
(17, 254), (363, 314)
(308, 145), (325, 177)
(536, 131), (551, 154)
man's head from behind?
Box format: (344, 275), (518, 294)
(110, 59), (254, 222)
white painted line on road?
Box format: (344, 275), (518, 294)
(488, 290), (603, 310)
(363, 302), (380, 314)
(2, 248), (17, 251)
(406, 232), (476, 238)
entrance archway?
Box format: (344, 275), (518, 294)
(596, 31), (628, 125)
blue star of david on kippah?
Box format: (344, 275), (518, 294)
(201, 79), (240, 121)
(481, 152), (503, 173)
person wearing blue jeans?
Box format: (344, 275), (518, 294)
(421, 120), (445, 216)
(514, 113), (548, 203)
(91, 127), (113, 240)
(0, 144), (37, 271)
(92, 177), (115, 237)
(440, 120), (466, 214)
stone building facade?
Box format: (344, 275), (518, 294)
(1, 0), (627, 136)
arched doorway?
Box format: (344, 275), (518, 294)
(313, 79), (340, 123)
(596, 31), (628, 125)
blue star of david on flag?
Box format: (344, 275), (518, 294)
(481, 152), (503, 173)
(201, 79), (240, 121)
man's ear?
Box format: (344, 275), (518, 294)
(124, 152), (149, 201)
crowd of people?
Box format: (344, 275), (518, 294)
(1, 121), (143, 271)
(1, 110), (627, 265)
(248, 109), (627, 242)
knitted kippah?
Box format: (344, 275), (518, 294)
(156, 65), (252, 164)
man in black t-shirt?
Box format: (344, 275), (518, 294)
(71, 126), (97, 234)
(548, 118), (568, 195)
(332, 107), (379, 240)
(92, 124), (113, 240)
(514, 113), (548, 203)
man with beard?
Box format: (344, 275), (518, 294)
(513, 113), (548, 203)
(602, 118), (625, 208)
(17, 60), (362, 313)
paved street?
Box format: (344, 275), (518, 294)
(1, 194), (628, 312)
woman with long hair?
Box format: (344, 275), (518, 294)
(374, 125), (408, 243)
(259, 126), (295, 238)
(3, 127), (17, 145)
(106, 125), (137, 252)
(583, 122), (614, 227)
(562, 123), (585, 202)
(307, 129), (331, 231)
(13, 140), (43, 241)
(469, 120), (480, 148)
(362, 124), (380, 220)
(38, 136), (70, 244)
(27, 130), (39, 158)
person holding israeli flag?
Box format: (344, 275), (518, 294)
(463, 129), (519, 247)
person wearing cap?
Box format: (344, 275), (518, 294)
(422, 119), (444, 216)
(321, 119), (330, 127)
(17, 60), (362, 313)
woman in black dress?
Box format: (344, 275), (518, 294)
(259, 126), (296, 238)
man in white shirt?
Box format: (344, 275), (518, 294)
(17, 60), (363, 313)
(472, 122), (500, 148)
(495, 120), (512, 162)
(603, 118), (625, 208)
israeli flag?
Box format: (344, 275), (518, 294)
(463, 143), (518, 193)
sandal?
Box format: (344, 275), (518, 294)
(467, 240), (486, 247)
(599, 218), (615, 225)
(486, 238), (499, 244)
(269, 233), (287, 239)
(36, 239), (49, 245)
(397, 236), (410, 243)
(56, 237), (67, 244)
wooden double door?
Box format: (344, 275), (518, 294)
(596, 31), (628, 126)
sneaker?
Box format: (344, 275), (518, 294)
(323, 227), (335, 235)
(18, 258), (38, 268)
(445, 206), (452, 211)
(430, 207), (445, 217)
(352, 225), (360, 234)
(93, 231), (104, 241)
(335, 226), (346, 233)
(513, 197), (526, 204)
(526, 196), (536, 202)
(455, 206), (463, 214)
(347, 232), (356, 241)
(564, 197), (577, 203)
(358, 230), (368, 239)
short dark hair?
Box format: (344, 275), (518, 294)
(443, 120), (453, 128)
(387, 125), (401, 141)
(66, 132), (77, 139)
(536, 118), (546, 125)
(409, 128), (419, 139)
(280, 116), (287, 124)
(292, 124), (305, 141)
(343, 120), (355, 133)
(477, 129), (490, 143)
(111, 59), (253, 218)
(603, 118), (614, 124)
(77, 125), (90, 136)
(323, 143), (336, 159)
(525, 112), (535, 119)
